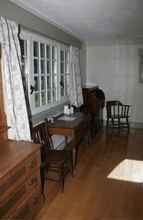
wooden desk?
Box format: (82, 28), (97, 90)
(49, 112), (89, 166)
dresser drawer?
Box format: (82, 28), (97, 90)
(11, 190), (42, 220)
(13, 203), (32, 220)
(29, 189), (43, 219)
(26, 170), (41, 193)
(26, 151), (41, 175)
(0, 171), (41, 220)
(0, 183), (27, 219)
(0, 165), (26, 201)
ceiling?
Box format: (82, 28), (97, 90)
(10, 0), (143, 43)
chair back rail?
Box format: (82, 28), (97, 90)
(32, 122), (54, 150)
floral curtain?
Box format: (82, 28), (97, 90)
(68, 46), (83, 107)
(0, 17), (31, 141)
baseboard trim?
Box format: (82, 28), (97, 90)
(103, 120), (143, 129)
(130, 122), (143, 129)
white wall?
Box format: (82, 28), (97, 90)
(86, 43), (143, 123)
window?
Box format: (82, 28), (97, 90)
(20, 31), (69, 115)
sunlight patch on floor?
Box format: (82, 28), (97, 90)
(108, 159), (143, 183)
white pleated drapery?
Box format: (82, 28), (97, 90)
(0, 17), (31, 141)
(68, 46), (83, 107)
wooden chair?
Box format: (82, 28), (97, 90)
(44, 118), (74, 175)
(32, 122), (73, 192)
(106, 100), (130, 131)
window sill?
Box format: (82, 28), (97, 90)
(32, 100), (69, 126)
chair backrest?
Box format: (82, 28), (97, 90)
(106, 100), (130, 118)
(44, 119), (54, 150)
(32, 122), (54, 150)
(106, 100), (121, 118)
(118, 104), (130, 118)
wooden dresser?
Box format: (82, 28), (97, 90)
(0, 140), (42, 220)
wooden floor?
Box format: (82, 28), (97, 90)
(36, 129), (143, 220)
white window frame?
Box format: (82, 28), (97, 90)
(20, 30), (69, 115)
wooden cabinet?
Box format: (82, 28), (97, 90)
(0, 140), (42, 220)
(82, 87), (105, 136)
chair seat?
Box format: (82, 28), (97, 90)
(47, 150), (66, 166)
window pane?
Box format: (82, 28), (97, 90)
(61, 87), (64, 97)
(34, 76), (39, 91)
(60, 62), (64, 74)
(60, 50), (64, 61)
(60, 75), (64, 86)
(33, 41), (39, 57)
(65, 62), (69, 73)
(47, 60), (50, 74)
(47, 91), (51, 103)
(52, 74), (57, 101)
(66, 74), (70, 87)
(41, 60), (45, 74)
(46, 45), (50, 59)
(41, 76), (45, 90)
(40, 43), (45, 58)
(60, 75), (64, 97)
(35, 93), (40, 107)
(41, 92), (46, 105)
(65, 50), (69, 73)
(34, 59), (39, 74)
(47, 76), (51, 89)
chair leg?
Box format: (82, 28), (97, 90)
(111, 118), (114, 128)
(75, 145), (79, 168)
(60, 166), (65, 192)
(118, 118), (120, 131)
(70, 150), (74, 176)
(106, 118), (109, 129)
(40, 163), (46, 198)
(127, 118), (130, 133)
